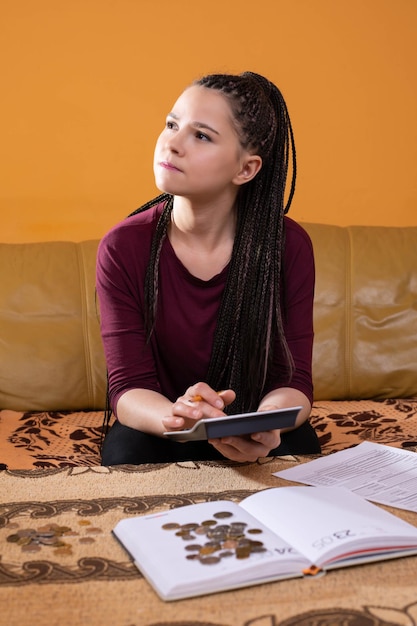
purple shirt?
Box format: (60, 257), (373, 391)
(96, 203), (315, 413)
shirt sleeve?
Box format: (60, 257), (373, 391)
(95, 218), (161, 413)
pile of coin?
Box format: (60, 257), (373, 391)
(162, 510), (266, 565)
(6, 520), (102, 556)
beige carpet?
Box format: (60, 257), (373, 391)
(1, 455), (417, 626)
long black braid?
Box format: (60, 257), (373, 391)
(128, 72), (297, 414)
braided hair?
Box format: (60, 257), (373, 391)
(129, 71), (297, 414)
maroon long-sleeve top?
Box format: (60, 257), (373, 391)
(96, 202), (315, 414)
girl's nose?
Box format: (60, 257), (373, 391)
(166, 129), (184, 155)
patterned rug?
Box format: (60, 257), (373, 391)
(1, 456), (417, 626)
(1, 398), (417, 469)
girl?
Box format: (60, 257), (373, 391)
(96, 71), (320, 464)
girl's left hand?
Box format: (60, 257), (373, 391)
(209, 428), (281, 462)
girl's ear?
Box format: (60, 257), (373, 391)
(233, 155), (263, 186)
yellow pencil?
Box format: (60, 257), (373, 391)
(190, 391), (224, 402)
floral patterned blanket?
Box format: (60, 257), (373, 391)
(1, 398), (416, 470)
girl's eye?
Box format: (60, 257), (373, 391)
(166, 120), (176, 130)
(196, 131), (211, 142)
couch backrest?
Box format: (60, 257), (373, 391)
(0, 240), (106, 411)
(303, 223), (417, 401)
(1, 224), (416, 411)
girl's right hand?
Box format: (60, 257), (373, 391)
(162, 385), (236, 432)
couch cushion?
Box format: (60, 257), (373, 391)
(0, 240), (106, 411)
(304, 224), (417, 400)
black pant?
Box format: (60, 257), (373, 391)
(101, 419), (321, 465)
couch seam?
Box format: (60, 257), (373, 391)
(76, 243), (94, 407)
(345, 228), (353, 398)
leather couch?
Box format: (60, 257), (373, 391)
(1, 224), (416, 469)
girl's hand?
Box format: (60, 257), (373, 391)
(162, 384), (236, 432)
(209, 428), (281, 462)
(211, 403), (282, 462)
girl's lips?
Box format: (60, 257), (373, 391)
(160, 161), (181, 172)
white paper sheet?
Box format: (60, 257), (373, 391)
(274, 442), (417, 512)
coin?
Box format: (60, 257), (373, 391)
(213, 511), (233, 519)
(22, 544), (41, 553)
(184, 544), (202, 552)
(86, 527), (103, 535)
(199, 555), (221, 565)
(37, 525), (54, 532)
(207, 529), (227, 541)
(38, 537), (59, 546)
(214, 524), (230, 531)
(19, 529), (37, 538)
(204, 541), (221, 551)
(181, 523), (199, 531)
(250, 545), (267, 553)
(248, 540), (264, 547)
(237, 538), (251, 548)
(17, 537), (32, 546)
(54, 546), (73, 556)
(236, 545), (251, 559)
(199, 545), (218, 556)
(162, 523), (180, 530)
(56, 526), (72, 534)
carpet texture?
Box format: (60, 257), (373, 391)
(1, 455), (417, 626)
(1, 397), (417, 469)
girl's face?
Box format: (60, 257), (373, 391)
(153, 85), (260, 204)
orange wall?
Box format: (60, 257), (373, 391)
(2, 0), (417, 243)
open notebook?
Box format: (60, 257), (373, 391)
(113, 485), (417, 601)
